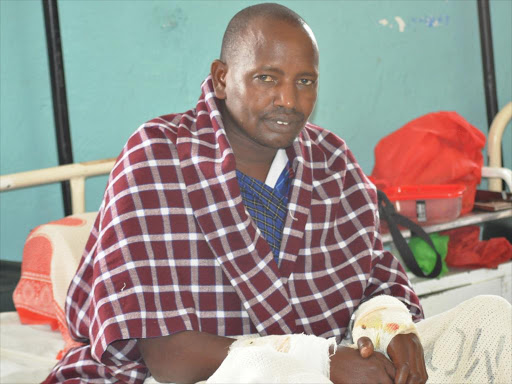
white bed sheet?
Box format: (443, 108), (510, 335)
(0, 311), (63, 384)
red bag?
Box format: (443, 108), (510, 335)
(441, 226), (512, 269)
(370, 112), (486, 214)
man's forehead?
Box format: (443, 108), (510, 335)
(240, 17), (318, 56)
(246, 16), (312, 42)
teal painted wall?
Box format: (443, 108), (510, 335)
(1, 0), (511, 262)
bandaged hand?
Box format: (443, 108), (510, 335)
(351, 295), (418, 357)
(351, 295), (427, 384)
(207, 334), (337, 383)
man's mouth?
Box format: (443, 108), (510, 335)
(264, 118), (304, 132)
(263, 108), (305, 128)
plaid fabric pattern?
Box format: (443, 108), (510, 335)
(237, 167), (290, 265)
(44, 76), (422, 383)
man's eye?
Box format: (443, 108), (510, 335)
(298, 79), (314, 86)
(258, 75), (274, 82)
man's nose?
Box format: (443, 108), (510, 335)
(273, 82), (297, 109)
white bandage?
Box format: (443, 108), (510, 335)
(351, 295), (418, 357)
(207, 334), (337, 383)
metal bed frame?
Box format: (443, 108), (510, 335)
(0, 158), (115, 215)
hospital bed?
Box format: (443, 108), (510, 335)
(0, 103), (510, 383)
(0, 158), (115, 383)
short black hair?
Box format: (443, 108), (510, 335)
(220, 3), (307, 62)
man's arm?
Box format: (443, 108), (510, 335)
(137, 331), (235, 384)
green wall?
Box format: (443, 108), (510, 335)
(1, 0), (511, 262)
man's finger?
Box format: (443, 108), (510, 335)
(407, 335), (428, 383)
(395, 363), (409, 384)
(357, 336), (374, 359)
(419, 349), (428, 383)
(411, 353), (428, 383)
(375, 352), (396, 379)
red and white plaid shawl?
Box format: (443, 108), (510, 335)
(45, 77), (422, 383)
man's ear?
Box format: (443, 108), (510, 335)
(211, 60), (228, 100)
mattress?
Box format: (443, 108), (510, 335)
(0, 311), (62, 383)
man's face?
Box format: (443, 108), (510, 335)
(215, 18), (319, 152)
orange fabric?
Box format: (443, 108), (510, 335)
(13, 233), (55, 326)
(15, 307), (59, 330)
(12, 215), (93, 357)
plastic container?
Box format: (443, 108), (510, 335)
(383, 184), (466, 225)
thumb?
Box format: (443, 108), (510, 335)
(357, 336), (374, 359)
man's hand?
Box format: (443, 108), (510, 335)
(352, 334), (428, 384)
(330, 345), (396, 384)
(387, 333), (428, 384)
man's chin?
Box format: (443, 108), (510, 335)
(264, 130), (303, 150)
(268, 140), (297, 150)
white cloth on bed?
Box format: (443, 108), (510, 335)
(202, 295), (511, 384)
(417, 295), (511, 384)
(2, 296), (510, 384)
(0, 311), (62, 383)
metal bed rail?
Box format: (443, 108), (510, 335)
(0, 158), (116, 215)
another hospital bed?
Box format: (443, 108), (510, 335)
(0, 158), (115, 383)
(0, 103), (511, 382)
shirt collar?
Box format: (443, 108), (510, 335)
(264, 149), (288, 189)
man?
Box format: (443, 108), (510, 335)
(44, 3), (508, 384)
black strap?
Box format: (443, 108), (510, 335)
(377, 190), (443, 278)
